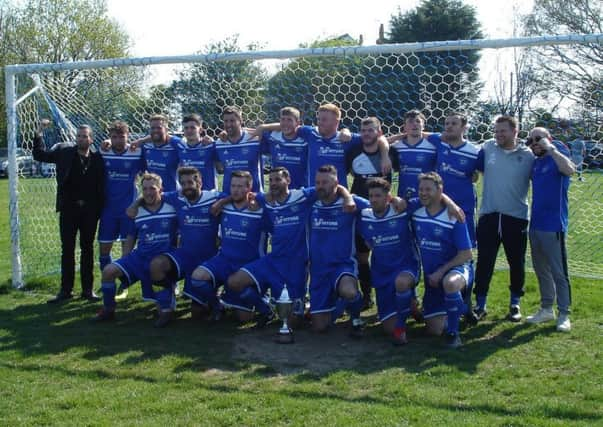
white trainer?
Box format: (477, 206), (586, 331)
(526, 307), (555, 324)
(556, 314), (571, 332)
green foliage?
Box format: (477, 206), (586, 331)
(0, 0), (133, 146)
(167, 34), (269, 133)
(382, 0), (484, 127)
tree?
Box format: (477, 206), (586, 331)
(376, 0), (484, 131)
(167, 35), (268, 134)
(523, 0), (603, 109)
(0, 0), (134, 146)
(265, 35), (363, 129)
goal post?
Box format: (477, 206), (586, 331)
(6, 34), (603, 287)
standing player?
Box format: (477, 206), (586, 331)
(345, 116), (393, 310)
(525, 128), (575, 332)
(178, 114), (217, 190)
(357, 178), (419, 345)
(259, 107), (308, 189)
(93, 173), (178, 327)
(388, 110), (438, 200)
(473, 116), (534, 322)
(255, 103), (391, 188)
(215, 106), (265, 193)
(142, 114), (183, 192)
(431, 112), (480, 246)
(188, 171), (266, 322)
(98, 121), (144, 296)
(412, 172), (473, 348)
(308, 165), (368, 336)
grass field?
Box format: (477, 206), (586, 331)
(1, 177), (603, 425)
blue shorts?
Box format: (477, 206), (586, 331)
(113, 250), (154, 301)
(98, 211), (135, 243)
(198, 253), (254, 312)
(241, 255), (308, 301)
(164, 247), (211, 281)
(309, 263), (356, 314)
(422, 263), (474, 319)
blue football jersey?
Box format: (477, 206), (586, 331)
(309, 195), (369, 272)
(100, 145), (144, 216)
(178, 141), (217, 191)
(412, 206), (472, 276)
(142, 136), (183, 192)
(262, 131), (308, 189)
(132, 201), (178, 258)
(431, 134), (480, 213)
(256, 187), (316, 261)
(357, 205), (419, 287)
(215, 131), (265, 193)
(298, 125), (361, 188)
(163, 190), (222, 259)
(390, 138), (438, 199)
(218, 203), (266, 264)
(531, 142), (571, 232)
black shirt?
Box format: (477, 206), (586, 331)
(345, 144), (392, 198)
(64, 152), (102, 208)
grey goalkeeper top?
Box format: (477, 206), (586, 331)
(478, 139), (534, 220)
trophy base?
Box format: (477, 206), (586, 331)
(275, 331), (294, 344)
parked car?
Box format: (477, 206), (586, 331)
(0, 147), (35, 177)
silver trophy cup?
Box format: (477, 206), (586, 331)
(275, 284), (294, 344)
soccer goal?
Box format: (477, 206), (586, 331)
(5, 34), (603, 287)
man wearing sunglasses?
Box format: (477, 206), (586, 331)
(525, 128), (575, 332)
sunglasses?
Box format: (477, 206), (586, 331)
(526, 135), (544, 146)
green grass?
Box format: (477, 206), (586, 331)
(1, 176), (603, 425)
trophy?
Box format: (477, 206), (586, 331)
(275, 284), (294, 344)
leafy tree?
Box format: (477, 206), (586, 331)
(0, 0), (134, 146)
(265, 35), (363, 129)
(374, 0), (484, 131)
(523, 0), (602, 109)
(167, 35), (268, 134)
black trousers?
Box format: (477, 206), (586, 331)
(59, 204), (99, 294)
(474, 212), (529, 298)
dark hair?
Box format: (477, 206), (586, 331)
(317, 164), (338, 176)
(222, 106), (243, 122)
(495, 115), (518, 130)
(367, 177), (391, 193)
(108, 120), (129, 134)
(231, 170), (253, 185)
(404, 110), (426, 123)
(269, 166), (290, 179)
(418, 171), (443, 188)
(182, 113), (202, 126)
(361, 116), (381, 128)
(177, 166), (201, 181)
(446, 111), (468, 126)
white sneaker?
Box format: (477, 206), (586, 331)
(556, 314), (571, 332)
(526, 307), (555, 324)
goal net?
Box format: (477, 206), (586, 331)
(5, 34), (603, 286)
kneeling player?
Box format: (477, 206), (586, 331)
(413, 172), (473, 348)
(188, 171), (265, 322)
(357, 178), (420, 345)
(93, 173), (178, 327)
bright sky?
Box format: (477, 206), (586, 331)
(106, 0), (533, 83)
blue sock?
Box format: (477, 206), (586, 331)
(510, 292), (521, 307)
(99, 255), (112, 273)
(331, 297), (346, 323)
(154, 284), (175, 310)
(101, 281), (116, 309)
(395, 289), (413, 328)
(240, 286), (271, 315)
(476, 294), (487, 311)
(346, 292), (363, 320)
(445, 291), (464, 335)
(190, 279), (218, 309)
